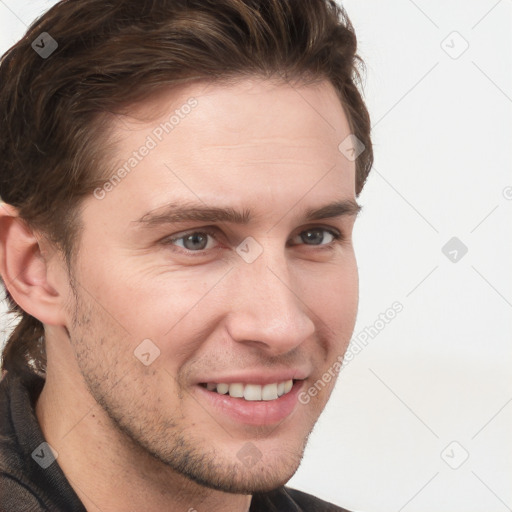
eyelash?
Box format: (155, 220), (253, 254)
(162, 226), (344, 256)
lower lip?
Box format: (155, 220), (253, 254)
(195, 381), (304, 426)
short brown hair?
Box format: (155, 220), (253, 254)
(0, 0), (373, 376)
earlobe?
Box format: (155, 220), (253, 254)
(0, 202), (67, 326)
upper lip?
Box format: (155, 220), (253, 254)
(197, 368), (310, 386)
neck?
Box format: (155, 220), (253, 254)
(35, 334), (252, 512)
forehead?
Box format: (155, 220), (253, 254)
(111, 76), (352, 160)
(84, 77), (356, 231)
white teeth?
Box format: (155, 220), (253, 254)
(261, 383), (278, 401)
(228, 383), (244, 398)
(205, 379), (295, 401)
(244, 384), (262, 401)
(216, 383), (229, 394)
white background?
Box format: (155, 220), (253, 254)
(1, 1), (511, 511)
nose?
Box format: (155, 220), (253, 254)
(225, 254), (316, 356)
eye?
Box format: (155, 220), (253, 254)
(166, 229), (220, 252)
(162, 226), (343, 255)
(290, 227), (341, 247)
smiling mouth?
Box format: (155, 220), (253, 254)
(199, 380), (296, 401)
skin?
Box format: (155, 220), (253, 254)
(0, 77), (360, 512)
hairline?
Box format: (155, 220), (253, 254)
(62, 72), (356, 270)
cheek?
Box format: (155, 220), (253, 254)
(76, 251), (228, 341)
(298, 257), (358, 318)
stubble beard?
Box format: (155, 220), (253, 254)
(66, 281), (311, 495)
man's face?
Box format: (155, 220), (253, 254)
(62, 78), (359, 492)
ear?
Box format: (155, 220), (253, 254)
(0, 202), (68, 326)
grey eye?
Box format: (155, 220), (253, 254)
(173, 232), (216, 251)
(293, 228), (335, 246)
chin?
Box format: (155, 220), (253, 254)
(141, 429), (309, 495)
(179, 453), (304, 495)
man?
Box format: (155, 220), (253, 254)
(0, 0), (373, 510)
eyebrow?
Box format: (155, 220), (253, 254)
(133, 199), (362, 227)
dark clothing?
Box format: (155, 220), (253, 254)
(0, 371), (349, 511)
